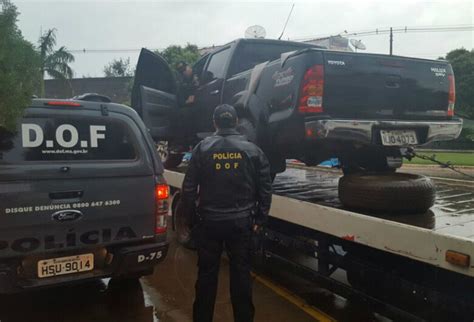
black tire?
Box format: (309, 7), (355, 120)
(341, 165), (396, 176)
(171, 192), (181, 231)
(236, 118), (257, 143)
(338, 173), (435, 214)
(175, 199), (196, 249)
(156, 141), (183, 169)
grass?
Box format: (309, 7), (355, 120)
(406, 151), (474, 166)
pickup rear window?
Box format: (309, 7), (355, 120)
(229, 42), (312, 76)
(0, 115), (138, 163)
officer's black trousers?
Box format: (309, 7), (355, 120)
(193, 217), (254, 322)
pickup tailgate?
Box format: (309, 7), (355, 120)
(322, 52), (452, 119)
(0, 108), (156, 258)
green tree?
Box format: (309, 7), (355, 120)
(444, 48), (474, 118)
(103, 57), (134, 77)
(0, 0), (40, 131)
(38, 28), (75, 97)
(157, 43), (200, 71)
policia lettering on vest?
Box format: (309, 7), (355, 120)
(213, 152), (242, 170)
(181, 104), (273, 322)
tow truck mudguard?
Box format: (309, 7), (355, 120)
(113, 241), (169, 275)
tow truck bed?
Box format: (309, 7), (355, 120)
(166, 165), (474, 319)
(165, 166), (474, 277)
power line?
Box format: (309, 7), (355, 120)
(66, 25), (473, 55)
(294, 25), (474, 41)
(68, 48), (162, 54)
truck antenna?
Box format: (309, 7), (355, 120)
(278, 3), (295, 40)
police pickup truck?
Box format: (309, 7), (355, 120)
(131, 38), (462, 212)
(0, 99), (169, 293)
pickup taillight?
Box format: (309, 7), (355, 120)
(298, 64), (324, 114)
(447, 74), (455, 117)
(155, 184), (169, 234)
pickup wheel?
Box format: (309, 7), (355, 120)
(157, 141), (183, 169)
(175, 199), (196, 250)
(338, 173), (435, 214)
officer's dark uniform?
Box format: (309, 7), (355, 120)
(176, 74), (198, 106)
(181, 104), (272, 322)
(176, 62), (199, 138)
(176, 61), (198, 106)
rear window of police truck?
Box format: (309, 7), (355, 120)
(0, 111), (140, 163)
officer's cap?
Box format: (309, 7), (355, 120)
(213, 104), (237, 128)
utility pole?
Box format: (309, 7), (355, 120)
(389, 27), (393, 55)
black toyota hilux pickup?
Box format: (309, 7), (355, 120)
(131, 38), (463, 212)
(132, 38), (462, 175)
(0, 99), (169, 293)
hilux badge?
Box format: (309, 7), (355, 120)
(52, 210), (83, 223)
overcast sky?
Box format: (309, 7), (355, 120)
(14, 0), (474, 77)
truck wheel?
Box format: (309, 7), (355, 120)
(171, 191), (181, 231)
(175, 199), (196, 249)
(338, 173), (435, 214)
(237, 118), (257, 143)
(157, 141), (183, 169)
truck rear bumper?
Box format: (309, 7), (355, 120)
(304, 118), (463, 145)
(0, 240), (169, 294)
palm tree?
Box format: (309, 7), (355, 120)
(38, 28), (75, 97)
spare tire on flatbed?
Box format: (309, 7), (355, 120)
(338, 173), (436, 214)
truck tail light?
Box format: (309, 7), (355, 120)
(447, 74), (455, 117)
(298, 64), (324, 114)
(155, 184), (169, 234)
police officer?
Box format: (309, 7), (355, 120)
(176, 61), (199, 139)
(176, 61), (199, 106)
(181, 104), (272, 322)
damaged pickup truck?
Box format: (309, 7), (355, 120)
(131, 38), (463, 212)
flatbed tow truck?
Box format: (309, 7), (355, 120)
(164, 165), (474, 321)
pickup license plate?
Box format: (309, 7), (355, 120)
(38, 253), (94, 278)
(380, 130), (418, 146)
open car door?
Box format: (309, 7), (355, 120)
(131, 48), (177, 141)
